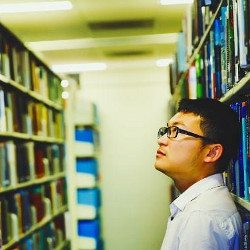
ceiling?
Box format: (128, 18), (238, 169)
(0, 0), (188, 71)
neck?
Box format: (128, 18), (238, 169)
(173, 172), (215, 193)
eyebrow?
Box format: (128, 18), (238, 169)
(167, 121), (186, 127)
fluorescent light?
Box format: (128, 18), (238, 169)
(62, 91), (69, 99)
(160, 0), (193, 5)
(61, 80), (69, 88)
(52, 63), (107, 73)
(156, 58), (174, 67)
(27, 33), (178, 52)
(0, 1), (73, 13)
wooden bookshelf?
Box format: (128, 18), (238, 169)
(0, 172), (66, 194)
(2, 205), (68, 250)
(0, 73), (63, 111)
(0, 22), (69, 248)
(0, 132), (64, 143)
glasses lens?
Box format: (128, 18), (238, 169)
(158, 127), (167, 138)
(170, 126), (178, 138)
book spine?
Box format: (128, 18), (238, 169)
(214, 18), (222, 98)
(241, 102), (249, 200)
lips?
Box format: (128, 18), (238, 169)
(156, 149), (166, 156)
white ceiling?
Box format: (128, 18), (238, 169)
(0, 0), (188, 70)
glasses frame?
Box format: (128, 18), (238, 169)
(158, 126), (216, 143)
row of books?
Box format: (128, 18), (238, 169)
(0, 179), (67, 245)
(172, 0), (250, 98)
(11, 215), (67, 250)
(0, 87), (64, 138)
(183, 0), (249, 67)
(0, 140), (65, 188)
(225, 99), (250, 201)
(0, 25), (63, 105)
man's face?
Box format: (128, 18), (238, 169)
(155, 112), (207, 179)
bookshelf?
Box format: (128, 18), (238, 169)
(2, 205), (68, 250)
(0, 23), (69, 249)
(169, 0), (249, 247)
(66, 94), (102, 250)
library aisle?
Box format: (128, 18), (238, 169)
(0, 0), (249, 249)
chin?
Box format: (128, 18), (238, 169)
(154, 163), (167, 175)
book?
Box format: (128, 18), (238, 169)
(5, 141), (17, 186)
(4, 91), (14, 133)
(237, 0), (248, 68)
(16, 143), (31, 183)
(241, 101), (249, 200)
(0, 87), (7, 132)
(34, 145), (45, 179)
(29, 186), (44, 222)
(226, 0), (236, 89)
(0, 142), (10, 187)
(214, 18), (222, 98)
(0, 197), (10, 245)
(242, 219), (250, 249)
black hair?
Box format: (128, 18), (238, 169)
(177, 98), (241, 172)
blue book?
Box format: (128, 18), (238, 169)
(241, 102), (249, 200)
(18, 190), (32, 232)
(77, 188), (100, 208)
(236, 102), (245, 198)
(78, 219), (100, 239)
(76, 158), (98, 180)
(214, 18), (222, 98)
(75, 129), (95, 144)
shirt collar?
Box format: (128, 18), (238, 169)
(170, 173), (225, 214)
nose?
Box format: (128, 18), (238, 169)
(157, 134), (168, 146)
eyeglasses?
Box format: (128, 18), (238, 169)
(157, 126), (215, 143)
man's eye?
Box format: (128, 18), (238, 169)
(172, 127), (178, 132)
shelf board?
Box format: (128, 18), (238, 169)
(231, 193), (250, 211)
(0, 74), (63, 111)
(31, 135), (64, 144)
(0, 172), (66, 194)
(219, 72), (250, 103)
(0, 131), (64, 143)
(2, 205), (68, 250)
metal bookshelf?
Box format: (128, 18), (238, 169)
(231, 193), (250, 211)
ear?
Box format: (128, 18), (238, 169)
(204, 144), (223, 163)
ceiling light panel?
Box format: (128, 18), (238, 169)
(160, 0), (193, 5)
(0, 1), (73, 13)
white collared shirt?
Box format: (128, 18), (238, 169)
(161, 174), (242, 250)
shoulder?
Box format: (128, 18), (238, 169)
(182, 186), (242, 236)
(188, 186), (238, 215)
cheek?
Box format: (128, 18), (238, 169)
(168, 143), (200, 164)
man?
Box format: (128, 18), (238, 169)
(155, 98), (242, 250)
